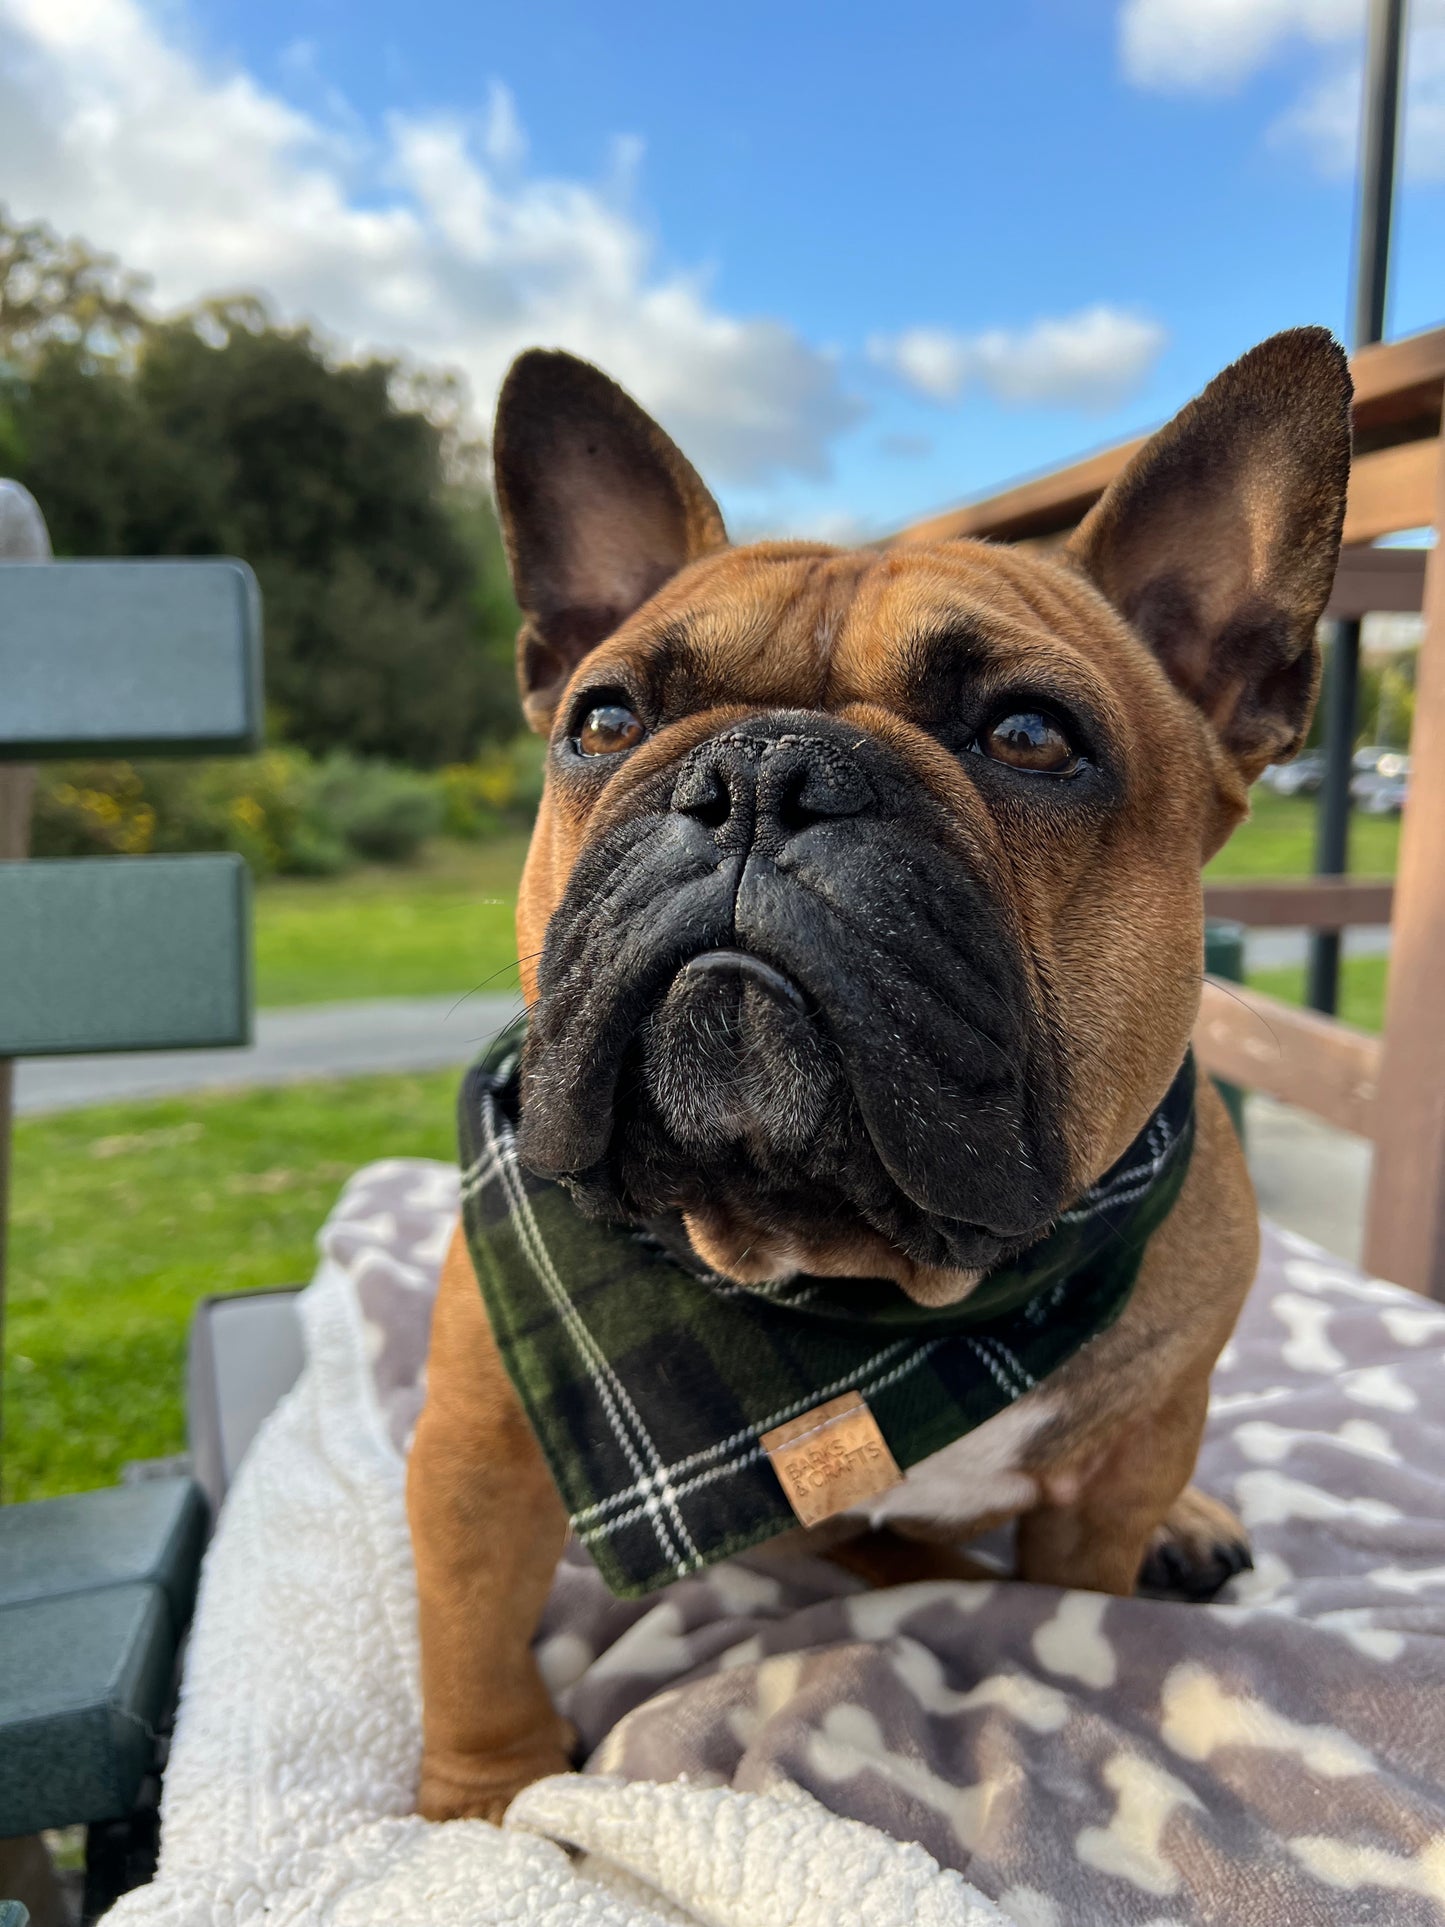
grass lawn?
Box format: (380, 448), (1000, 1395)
(1206, 792), (1395, 1031)
(1205, 788), (1400, 879)
(2, 1071), (459, 1503)
(253, 833), (530, 1006)
(1246, 955), (1388, 1033)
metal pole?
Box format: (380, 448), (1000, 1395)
(1354, 0), (1408, 351)
(1307, 621), (1362, 1011)
(1307, 0), (1407, 1014)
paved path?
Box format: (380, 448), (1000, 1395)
(12, 994), (521, 1114)
(1245, 1094), (1370, 1266)
(1243, 926), (1390, 969)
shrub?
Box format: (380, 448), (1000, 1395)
(308, 754), (445, 864)
(437, 764), (503, 841)
(33, 750), (360, 876)
(30, 739), (538, 875)
(179, 750), (339, 875)
(438, 738), (545, 839)
(31, 758), (258, 865)
(31, 763), (158, 857)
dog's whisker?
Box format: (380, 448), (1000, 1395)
(447, 952), (546, 1021)
(1198, 971), (1283, 1059)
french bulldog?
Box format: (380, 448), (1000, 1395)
(407, 328), (1351, 1821)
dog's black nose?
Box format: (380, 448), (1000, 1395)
(671, 724), (875, 847)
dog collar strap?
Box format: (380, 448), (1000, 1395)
(457, 1046), (1196, 1599)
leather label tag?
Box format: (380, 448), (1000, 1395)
(762, 1391), (904, 1528)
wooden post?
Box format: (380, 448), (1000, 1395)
(0, 480), (50, 1496)
(1363, 435), (1445, 1297)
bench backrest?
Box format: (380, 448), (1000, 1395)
(0, 479), (264, 1478)
(0, 483), (261, 1057)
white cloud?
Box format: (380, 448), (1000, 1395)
(1119, 0), (1445, 180)
(1273, 13), (1445, 178)
(730, 504), (876, 546)
(867, 306), (1166, 412)
(482, 81), (527, 171)
(1120, 0), (1361, 93)
(0, 0), (861, 487)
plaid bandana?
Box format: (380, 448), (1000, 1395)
(458, 1034), (1196, 1598)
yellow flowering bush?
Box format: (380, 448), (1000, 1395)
(32, 750), (343, 876)
(31, 739), (542, 874)
(438, 738), (544, 839)
(40, 768), (157, 855)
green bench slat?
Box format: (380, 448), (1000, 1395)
(0, 559), (262, 757)
(0, 1478), (208, 1630)
(0, 855), (251, 1056)
(0, 1585), (174, 1835)
(0, 1483), (208, 1836)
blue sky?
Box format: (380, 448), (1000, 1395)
(2, 0), (1443, 536)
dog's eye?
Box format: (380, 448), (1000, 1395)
(976, 710), (1080, 775)
(577, 704), (646, 756)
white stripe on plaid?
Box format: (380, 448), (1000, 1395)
(964, 1336), (1027, 1402)
(973, 1334), (1036, 1396)
(1057, 1113), (1174, 1224)
(475, 1107), (702, 1580)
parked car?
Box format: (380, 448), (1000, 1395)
(1352, 745), (1396, 775)
(1258, 751), (1327, 797)
(1351, 752), (1411, 814)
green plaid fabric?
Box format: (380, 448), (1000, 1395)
(459, 1033), (1196, 1598)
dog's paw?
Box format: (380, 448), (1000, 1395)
(1137, 1485), (1253, 1602)
(417, 1730), (576, 1824)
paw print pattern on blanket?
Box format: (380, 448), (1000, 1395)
(323, 1166), (1445, 1926)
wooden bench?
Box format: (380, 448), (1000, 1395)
(0, 478), (262, 1921)
(889, 325), (1445, 1300)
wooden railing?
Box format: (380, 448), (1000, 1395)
(890, 324), (1445, 1299)
(1201, 878), (1395, 928)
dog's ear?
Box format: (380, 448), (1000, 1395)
(493, 350), (728, 732)
(1067, 327), (1351, 782)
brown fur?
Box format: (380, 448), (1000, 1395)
(408, 1221), (572, 1823)
(408, 331), (1350, 1820)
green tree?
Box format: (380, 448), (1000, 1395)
(0, 206), (149, 369)
(1, 211), (521, 764)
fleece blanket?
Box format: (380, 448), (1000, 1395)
(113, 1160), (1445, 1927)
